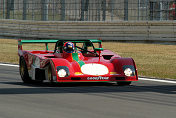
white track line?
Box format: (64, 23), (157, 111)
(139, 77), (176, 84)
(0, 63), (176, 84)
(0, 63), (19, 67)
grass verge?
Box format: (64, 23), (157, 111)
(0, 39), (176, 79)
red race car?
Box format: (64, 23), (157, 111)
(18, 39), (138, 85)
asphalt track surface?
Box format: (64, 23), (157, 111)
(0, 65), (176, 118)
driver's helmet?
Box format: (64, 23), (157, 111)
(63, 42), (75, 53)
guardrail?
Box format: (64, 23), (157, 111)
(0, 19), (175, 42)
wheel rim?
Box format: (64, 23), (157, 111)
(48, 67), (52, 81)
(20, 61), (25, 77)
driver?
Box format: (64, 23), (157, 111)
(63, 42), (75, 53)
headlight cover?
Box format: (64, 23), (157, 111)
(57, 66), (70, 77)
(123, 65), (135, 77)
(58, 69), (67, 77)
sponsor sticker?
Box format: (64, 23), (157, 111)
(87, 77), (109, 80)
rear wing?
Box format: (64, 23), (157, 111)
(18, 39), (102, 51)
(18, 39), (58, 51)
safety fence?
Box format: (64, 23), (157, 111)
(0, 0), (176, 21)
(0, 19), (175, 41)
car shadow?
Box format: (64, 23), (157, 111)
(0, 81), (176, 95)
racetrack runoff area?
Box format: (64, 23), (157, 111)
(0, 39), (176, 79)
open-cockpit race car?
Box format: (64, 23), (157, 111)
(18, 39), (138, 85)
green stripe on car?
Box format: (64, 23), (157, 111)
(72, 53), (85, 67)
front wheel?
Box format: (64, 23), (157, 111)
(47, 65), (53, 84)
(19, 57), (32, 83)
(117, 81), (132, 86)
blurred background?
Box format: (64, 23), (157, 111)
(0, 0), (175, 21)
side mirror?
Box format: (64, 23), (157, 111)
(94, 48), (104, 51)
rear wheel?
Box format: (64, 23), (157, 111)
(19, 57), (32, 83)
(117, 81), (132, 86)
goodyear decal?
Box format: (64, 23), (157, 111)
(72, 53), (85, 67)
(87, 77), (109, 80)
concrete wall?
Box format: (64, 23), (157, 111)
(0, 19), (175, 42)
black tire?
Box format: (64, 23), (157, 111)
(19, 57), (32, 83)
(117, 81), (132, 86)
(35, 79), (43, 84)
